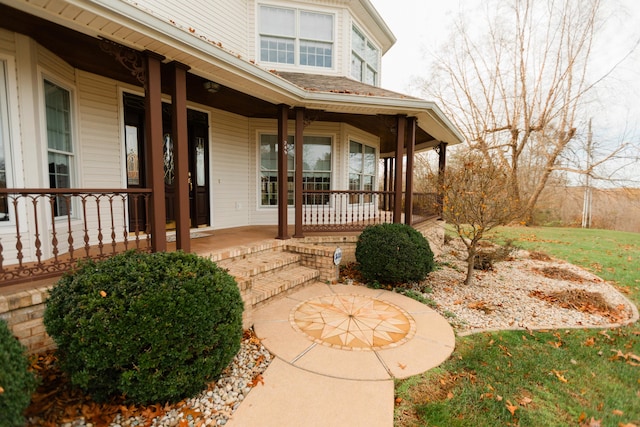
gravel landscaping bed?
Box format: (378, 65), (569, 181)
(421, 241), (637, 335)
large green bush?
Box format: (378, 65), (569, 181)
(44, 250), (243, 404)
(0, 320), (38, 427)
(355, 223), (434, 284)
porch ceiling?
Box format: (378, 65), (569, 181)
(1, 2), (460, 153)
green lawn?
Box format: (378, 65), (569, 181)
(395, 226), (640, 427)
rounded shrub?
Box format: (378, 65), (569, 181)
(0, 319), (38, 427)
(44, 250), (243, 404)
(355, 223), (435, 284)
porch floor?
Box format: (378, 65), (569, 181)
(0, 225), (358, 296)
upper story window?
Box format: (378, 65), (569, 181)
(44, 79), (75, 216)
(351, 26), (379, 86)
(259, 5), (334, 68)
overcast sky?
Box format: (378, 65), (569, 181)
(369, 0), (640, 182)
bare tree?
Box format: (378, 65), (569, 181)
(438, 154), (520, 286)
(420, 0), (637, 221)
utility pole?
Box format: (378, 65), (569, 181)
(581, 119), (593, 228)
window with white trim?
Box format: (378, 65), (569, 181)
(44, 79), (74, 216)
(0, 61), (10, 222)
(259, 5), (333, 68)
(349, 141), (376, 204)
(351, 26), (379, 85)
(260, 134), (332, 206)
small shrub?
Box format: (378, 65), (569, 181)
(44, 251), (243, 404)
(356, 223), (435, 285)
(0, 320), (38, 427)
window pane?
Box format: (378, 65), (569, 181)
(261, 135), (294, 206)
(300, 11), (333, 41)
(352, 27), (365, 54)
(261, 36), (295, 64)
(44, 80), (72, 153)
(303, 136), (331, 171)
(349, 141), (363, 175)
(364, 67), (376, 86)
(366, 42), (379, 69)
(364, 145), (376, 175)
(260, 6), (295, 37)
(0, 82), (6, 221)
(351, 54), (363, 81)
(300, 41), (332, 68)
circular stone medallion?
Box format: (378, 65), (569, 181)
(290, 294), (416, 350)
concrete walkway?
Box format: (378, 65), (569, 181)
(228, 282), (455, 427)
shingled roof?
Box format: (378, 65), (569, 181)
(276, 72), (421, 100)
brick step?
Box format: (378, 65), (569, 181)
(218, 251), (301, 279)
(251, 265), (320, 306)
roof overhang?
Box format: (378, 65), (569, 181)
(4, 0), (463, 151)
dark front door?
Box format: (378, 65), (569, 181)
(123, 93), (210, 231)
(188, 111), (210, 227)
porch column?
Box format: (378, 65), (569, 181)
(393, 115), (406, 223)
(144, 51), (166, 252)
(404, 117), (416, 226)
(438, 141), (448, 218)
(294, 107), (305, 237)
(276, 104), (290, 239)
(170, 61), (190, 252)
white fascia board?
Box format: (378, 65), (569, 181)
(357, 0), (396, 53)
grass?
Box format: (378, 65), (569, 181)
(395, 226), (640, 427)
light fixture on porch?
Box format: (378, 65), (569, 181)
(203, 81), (220, 93)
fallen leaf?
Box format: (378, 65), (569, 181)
(100, 290), (107, 298)
(395, 397), (403, 405)
(578, 412), (587, 423)
(398, 362), (406, 370)
(518, 396), (533, 406)
(583, 337), (596, 346)
(249, 374), (264, 387)
(552, 369), (568, 383)
(0, 386), (3, 394)
(496, 395), (503, 401)
(612, 409), (624, 416)
(447, 392), (454, 399)
(580, 417), (602, 427)
(505, 400), (518, 415)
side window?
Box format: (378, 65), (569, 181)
(349, 141), (376, 203)
(260, 134), (294, 206)
(351, 26), (379, 86)
(0, 61), (10, 222)
(44, 79), (74, 216)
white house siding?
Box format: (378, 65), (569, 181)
(123, 0), (249, 58)
(210, 109), (251, 229)
(73, 71), (127, 248)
